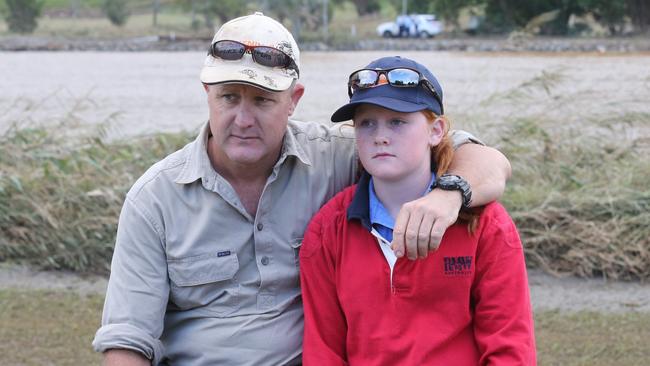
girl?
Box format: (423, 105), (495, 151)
(299, 56), (536, 365)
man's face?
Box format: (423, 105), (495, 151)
(205, 83), (303, 168)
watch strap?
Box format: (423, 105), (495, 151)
(433, 174), (472, 209)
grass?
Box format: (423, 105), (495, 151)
(499, 116), (650, 280)
(36, 12), (205, 39)
(0, 288), (647, 365)
(0, 289), (103, 365)
(0, 102), (193, 274)
(468, 68), (650, 281)
(535, 310), (650, 365)
(0, 11), (211, 39)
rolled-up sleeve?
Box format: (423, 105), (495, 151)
(450, 129), (485, 149)
(93, 195), (169, 365)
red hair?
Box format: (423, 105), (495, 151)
(422, 110), (481, 233)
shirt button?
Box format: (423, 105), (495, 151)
(257, 223), (264, 231)
(261, 256), (270, 265)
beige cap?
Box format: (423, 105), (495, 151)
(200, 12), (300, 91)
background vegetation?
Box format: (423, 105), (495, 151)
(1, 0), (648, 37)
(480, 70), (650, 280)
(1, 288), (648, 365)
(0, 104), (191, 273)
(1, 69), (648, 280)
(2, 0), (43, 33)
(418, 0), (650, 34)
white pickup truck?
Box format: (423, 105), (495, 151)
(377, 14), (444, 38)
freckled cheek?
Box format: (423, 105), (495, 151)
(354, 132), (370, 147)
(355, 137), (374, 163)
(354, 128), (373, 141)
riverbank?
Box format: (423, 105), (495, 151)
(1, 35), (650, 52)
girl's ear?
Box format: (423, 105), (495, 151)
(428, 117), (446, 147)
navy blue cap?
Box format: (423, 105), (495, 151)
(331, 56), (444, 122)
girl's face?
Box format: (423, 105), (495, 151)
(354, 104), (444, 183)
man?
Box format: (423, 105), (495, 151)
(93, 12), (511, 365)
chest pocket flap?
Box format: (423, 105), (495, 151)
(168, 251), (239, 287)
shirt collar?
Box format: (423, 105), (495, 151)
(368, 178), (396, 231)
(174, 122), (214, 185)
(349, 171), (437, 232)
(368, 173), (437, 231)
(347, 171), (373, 231)
(279, 120), (312, 167)
(174, 120), (312, 185)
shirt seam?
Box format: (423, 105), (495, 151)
(130, 158), (186, 197)
(474, 206), (519, 280)
(124, 195), (166, 247)
(296, 132), (356, 143)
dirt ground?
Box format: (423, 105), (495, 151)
(0, 263), (648, 313)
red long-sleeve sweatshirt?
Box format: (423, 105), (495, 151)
(299, 182), (536, 366)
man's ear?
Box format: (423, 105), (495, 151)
(288, 83), (305, 116)
(202, 83), (210, 93)
(429, 117), (446, 147)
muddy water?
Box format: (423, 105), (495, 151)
(1, 51), (649, 138)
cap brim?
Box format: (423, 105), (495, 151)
(331, 96), (429, 122)
(200, 56), (296, 92)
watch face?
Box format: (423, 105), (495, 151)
(440, 175), (461, 186)
(445, 175), (460, 184)
(437, 175), (471, 208)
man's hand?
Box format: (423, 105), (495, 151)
(103, 349), (150, 366)
(391, 189), (462, 260)
(392, 143), (511, 260)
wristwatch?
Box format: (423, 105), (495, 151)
(433, 174), (472, 209)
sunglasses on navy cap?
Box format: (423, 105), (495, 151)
(348, 67), (443, 113)
(209, 40), (299, 75)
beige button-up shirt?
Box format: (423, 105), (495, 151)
(93, 119), (478, 365)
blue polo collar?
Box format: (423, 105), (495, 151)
(347, 171), (436, 235)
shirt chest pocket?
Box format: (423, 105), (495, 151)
(167, 251), (240, 315)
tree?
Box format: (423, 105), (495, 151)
(443, 0), (582, 35)
(267, 0), (336, 40)
(103, 0), (130, 26)
(3, 0), (44, 34)
(351, 0), (380, 15)
(153, 0), (160, 26)
(426, 0), (647, 34)
(70, 0), (80, 18)
(204, 0), (249, 26)
(427, 0), (482, 29)
(575, 0), (626, 34)
(626, 0), (650, 32)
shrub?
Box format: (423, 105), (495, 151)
(481, 69), (650, 280)
(0, 102), (191, 274)
(3, 0), (44, 34)
(102, 0), (130, 27)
